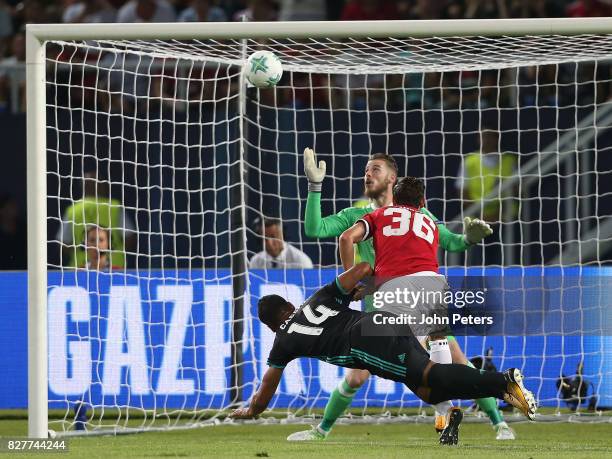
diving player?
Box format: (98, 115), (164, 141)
(230, 262), (536, 447)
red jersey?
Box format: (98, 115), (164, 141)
(359, 205), (439, 278)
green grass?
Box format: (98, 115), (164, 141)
(2, 420), (612, 458)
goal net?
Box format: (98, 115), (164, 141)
(29, 20), (612, 436)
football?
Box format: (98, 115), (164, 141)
(244, 50), (283, 88)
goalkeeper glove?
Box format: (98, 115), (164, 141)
(463, 217), (493, 245)
(303, 147), (326, 192)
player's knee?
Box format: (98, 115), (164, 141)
(415, 386), (432, 404)
(345, 369), (370, 388)
(420, 360), (435, 386)
(424, 363), (454, 394)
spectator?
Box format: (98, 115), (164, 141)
(117, 0), (177, 22)
(1, 31), (25, 66)
(0, 31), (25, 111)
(456, 128), (518, 265)
(278, 0), (326, 21)
(456, 128), (517, 223)
(249, 218), (313, 269)
(0, 194), (26, 270)
(340, 0), (396, 21)
(15, 0), (59, 25)
(178, 0), (227, 21)
(58, 171), (135, 269)
(62, 0), (117, 23)
(444, 0), (465, 19)
(82, 225), (117, 271)
(232, 0), (277, 21)
(566, 0), (611, 17)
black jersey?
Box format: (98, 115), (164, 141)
(266, 279), (362, 369)
(266, 278), (432, 390)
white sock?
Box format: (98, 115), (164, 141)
(434, 401), (453, 418)
(429, 338), (453, 417)
(429, 338), (452, 364)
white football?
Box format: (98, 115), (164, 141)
(244, 51), (283, 88)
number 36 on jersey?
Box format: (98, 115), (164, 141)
(359, 206), (440, 277)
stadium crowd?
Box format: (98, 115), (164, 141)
(0, 0), (610, 270)
(0, 0), (610, 114)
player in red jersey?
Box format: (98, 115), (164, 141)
(340, 176), (461, 437)
(340, 176), (450, 337)
(359, 195), (439, 278)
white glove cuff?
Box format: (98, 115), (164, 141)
(308, 182), (322, 192)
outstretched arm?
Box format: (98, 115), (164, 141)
(336, 261), (373, 294)
(230, 367), (283, 419)
(303, 147), (355, 238)
(437, 222), (471, 252)
(422, 207), (492, 252)
(339, 222), (366, 271)
(304, 190), (356, 238)
(461, 217), (493, 245)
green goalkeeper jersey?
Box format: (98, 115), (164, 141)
(304, 191), (469, 268)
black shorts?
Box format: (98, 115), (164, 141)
(349, 312), (431, 392)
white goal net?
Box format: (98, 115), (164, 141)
(32, 22), (612, 436)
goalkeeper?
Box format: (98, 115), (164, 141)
(289, 148), (514, 441)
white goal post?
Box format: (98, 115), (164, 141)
(26, 18), (612, 439)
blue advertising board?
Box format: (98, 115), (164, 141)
(0, 268), (610, 409)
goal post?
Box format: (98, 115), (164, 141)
(24, 17), (612, 40)
(26, 18), (612, 439)
(26, 28), (49, 440)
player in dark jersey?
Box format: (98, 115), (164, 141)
(230, 262), (537, 444)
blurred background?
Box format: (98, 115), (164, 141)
(0, 0), (609, 422)
(1, 0), (611, 270)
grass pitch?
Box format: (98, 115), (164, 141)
(2, 420), (612, 458)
